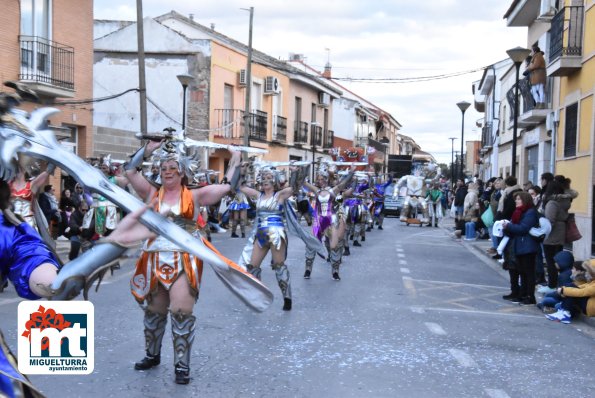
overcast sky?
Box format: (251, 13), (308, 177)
(94, 0), (526, 164)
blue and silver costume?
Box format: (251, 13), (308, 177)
(254, 192), (287, 249)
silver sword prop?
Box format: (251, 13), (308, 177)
(0, 107), (273, 312)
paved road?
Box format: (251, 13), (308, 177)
(1, 217), (593, 397)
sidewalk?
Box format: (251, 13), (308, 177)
(439, 216), (595, 330)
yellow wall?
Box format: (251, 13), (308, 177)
(579, 95), (593, 153)
(555, 157), (590, 214)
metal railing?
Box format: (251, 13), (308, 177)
(294, 121), (308, 144)
(273, 115), (287, 142)
(323, 129), (334, 148)
(19, 36), (74, 90)
(549, 6), (583, 61)
(481, 122), (492, 148)
(214, 109), (268, 141)
(311, 125), (323, 146)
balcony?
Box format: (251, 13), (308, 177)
(323, 129), (334, 149)
(19, 36), (75, 98)
(213, 109), (268, 141)
(272, 115), (287, 143)
(517, 77), (549, 127)
(354, 136), (367, 148)
(481, 122), (493, 149)
(311, 125), (323, 147)
(367, 137), (387, 154)
(293, 121), (308, 145)
(547, 6), (583, 77)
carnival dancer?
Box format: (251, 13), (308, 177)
(344, 175), (369, 250)
(9, 167), (51, 229)
(82, 155), (127, 237)
(233, 165), (296, 311)
(124, 138), (242, 384)
(371, 174), (393, 230)
(295, 186), (313, 226)
(425, 182), (443, 227)
(228, 190), (250, 238)
(302, 163), (355, 281)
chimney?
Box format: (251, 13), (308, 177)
(210, 23), (215, 30)
(322, 62), (332, 79)
(189, 13), (194, 21)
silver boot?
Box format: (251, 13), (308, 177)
(171, 311), (196, 385)
(134, 309), (167, 370)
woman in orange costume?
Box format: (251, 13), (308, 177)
(124, 139), (241, 385)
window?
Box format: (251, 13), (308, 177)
(295, 97), (302, 123)
(20, 0), (51, 74)
(563, 103), (578, 157)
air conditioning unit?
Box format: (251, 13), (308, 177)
(264, 76), (280, 94)
(238, 69), (247, 86)
(318, 92), (330, 107)
(539, 0), (557, 17)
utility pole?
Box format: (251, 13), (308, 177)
(136, 0), (147, 134)
(242, 7), (254, 160)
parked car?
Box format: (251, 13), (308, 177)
(383, 183), (403, 217)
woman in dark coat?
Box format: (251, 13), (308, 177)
(503, 191), (540, 305)
(540, 180), (573, 293)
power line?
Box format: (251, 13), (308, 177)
(331, 66), (487, 83)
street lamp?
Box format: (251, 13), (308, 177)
(448, 137), (457, 182)
(177, 73), (194, 133)
(506, 46), (531, 178)
(310, 122), (320, 180)
(456, 101), (470, 180)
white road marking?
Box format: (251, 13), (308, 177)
(485, 389), (511, 398)
(409, 278), (506, 289)
(400, 267), (410, 274)
(397, 253), (405, 258)
(398, 260), (407, 265)
(448, 348), (477, 367)
(424, 322), (446, 335)
(410, 306), (425, 314)
(424, 307), (542, 319)
(396, 248), (404, 252)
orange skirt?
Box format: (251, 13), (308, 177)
(130, 250), (203, 303)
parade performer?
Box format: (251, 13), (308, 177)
(295, 186), (313, 226)
(425, 182), (443, 227)
(124, 138), (243, 384)
(82, 155), (127, 237)
(302, 162), (355, 281)
(234, 165), (296, 311)
(397, 163), (441, 225)
(9, 167), (51, 229)
(228, 190), (250, 238)
(370, 174), (393, 230)
(344, 174), (370, 250)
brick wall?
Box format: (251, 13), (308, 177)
(93, 126), (141, 161)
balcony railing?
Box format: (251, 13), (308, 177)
(481, 122), (492, 149)
(323, 129), (334, 148)
(19, 36), (74, 90)
(368, 137), (387, 153)
(311, 125), (323, 147)
(294, 121), (308, 144)
(213, 109), (268, 141)
(354, 136), (368, 147)
(549, 6), (583, 60)
(272, 115), (287, 142)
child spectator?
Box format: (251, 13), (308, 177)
(546, 261), (595, 324)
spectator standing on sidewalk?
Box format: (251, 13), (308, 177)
(486, 178), (503, 255)
(494, 176), (522, 260)
(538, 172), (554, 214)
(66, 201), (91, 260)
(502, 192), (540, 305)
(463, 182), (479, 240)
(453, 179), (467, 236)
